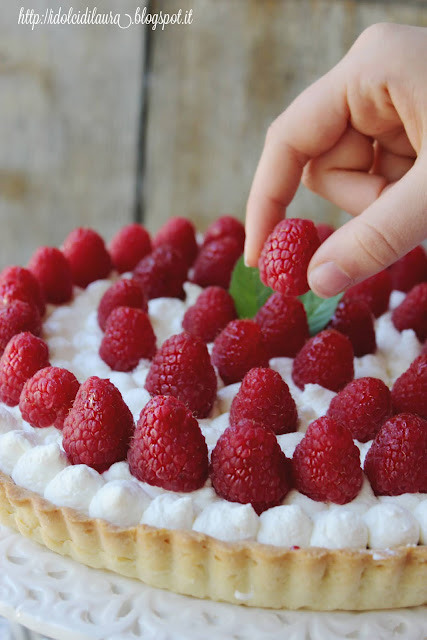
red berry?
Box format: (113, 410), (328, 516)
(182, 286), (237, 343)
(133, 245), (188, 300)
(28, 247), (73, 304)
(145, 332), (217, 418)
(210, 420), (292, 514)
(328, 297), (376, 357)
(191, 236), (242, 289)
(19, 366), (80, 429)
(128, 395), (208, 492)
(388, 245), (427, 292)
(0, 300), (41, 355)
(0, 332), (49, 406)
(316, 223), (335, 244)
(211, 319), (269, 385)
(62, 376), (134, 472)
(391, 354), (427, 419)
(343, 269), (392, 318)
(255, 293), (309, 358)
(202, 215), (245, 251)
(62, 228), (112, 288)
(292, 329), (354, 392)
(392, 282), (427, 343)
(258, 218), (320, 296)
(292, 416), (363, 504)
(364, 413), (427, 495)
(100, 307), (156, 371)
(0, 266), (45, 316)
(327, 377), (392, 442)
(230, 367), (297, 434)
(153, 217), (198, 267)
(97, 278), (148, 331)
(109, 223), (152, 274)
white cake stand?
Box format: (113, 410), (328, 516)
(0, 525), (426, 640)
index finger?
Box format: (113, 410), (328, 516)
(244, 67), (349, 266)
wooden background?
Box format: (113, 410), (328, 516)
(1, 0), (427, 269)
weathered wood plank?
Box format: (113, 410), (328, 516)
(143, 0), (427, 235)
(0, 0), (144, 269)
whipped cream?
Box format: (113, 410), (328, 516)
(193, 502), (259, 542)
(141, 494), (195, 530)
(310, 510), (368, 549)
(364, 504), (419, 548)
(258, 505), (312, 547)
(89, 480), (150, 527)
(0, 277), (424, 551)
(45, 464), (105, 511)
(12, 443), (68, 494)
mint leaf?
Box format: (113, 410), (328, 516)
(229, 256), (273, 318)
(229, 258), (342, 331)
(299, 290), (343, 336)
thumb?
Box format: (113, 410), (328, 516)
(307, 156), (427, 298)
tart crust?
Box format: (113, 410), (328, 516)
(0, 471), (425, 610)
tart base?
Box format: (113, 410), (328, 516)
(0, 471), (426, 611)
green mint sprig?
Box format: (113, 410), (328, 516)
(229, 257), (273, 319)
(229, 256), (342, 335)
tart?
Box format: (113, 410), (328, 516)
(0, 221), (426, 611)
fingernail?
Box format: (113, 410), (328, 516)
(308, 262), (352, 298)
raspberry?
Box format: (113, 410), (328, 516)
(100, 307), (156, 371)
(0, 266), (45, 316)
(0, 332), (50, 406)
(109, 223), (152, 274)
(392, 282), (427, 343)
(145, 332), (217, 418)
(292, 416), (363, 504)
(292, 329), (354, 392)
(191, 236), (242, 289)
(211, 319), (269, 385)
(133, 245), (188, 300)
(62, 228), (112, 288)
(316, 223), (335, 244)
(391, 354), (427, 419)
(388, 245), (427, 292)
(62, 376), (134, 472)
(152, 217), (198, 267)
(343, 269), (392, 318)
(19, 366), (80, 429)
(182, 286), (237, 343)
(327, 377), (392, 442)
(230, 367), (298, 434)
(0, 300), (41, 355)
(97, 278), (148, 331)
(364, 413), (427, 495)
(210, 420), (292, 514)
(328, 297), (376, 357)
(202, 215), (245, 251)
(27, 247), (73, 304)
(255, 293), (309, 358)
(128, 395), (208, 492)
(258, 218), (320, 296)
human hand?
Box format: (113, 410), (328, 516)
(245, 23), (427, 297)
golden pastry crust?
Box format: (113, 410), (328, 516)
(0, 471), (425, 610)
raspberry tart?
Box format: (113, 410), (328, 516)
(0, 219), (425, 612)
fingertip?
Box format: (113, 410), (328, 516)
(243, 244), (259, 269)
(308, 261), (353, 298)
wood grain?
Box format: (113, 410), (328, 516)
(142, 0), (427, 235)
(0, 0), (144, 269)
